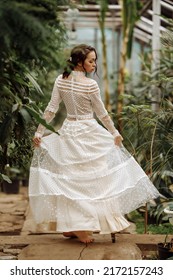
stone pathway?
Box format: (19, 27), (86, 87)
(0, 187), (28, 259)
(0, 187), (171, 260)
(0, 187), (28, 235)
(0, 232), (168, 260)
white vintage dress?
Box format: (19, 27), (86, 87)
(29, 71), (160, 234)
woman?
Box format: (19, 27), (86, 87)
(29, 44), (160, 243)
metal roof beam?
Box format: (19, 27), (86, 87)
(161, 0), (173, 11)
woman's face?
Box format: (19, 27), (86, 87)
(83, 51), (97, 73)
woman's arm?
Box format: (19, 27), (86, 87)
(90, 81), (123, 145)
(33, 77), (62, 145)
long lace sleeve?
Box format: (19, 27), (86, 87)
(90, 81), (120, 137)
(35, 77), (62, 138)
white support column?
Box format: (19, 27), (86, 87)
(151, 0), (161, 111)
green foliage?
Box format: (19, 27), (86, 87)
(24, 105), (60, 136)
(0, 0), (66, 67)
(121, 0), (143, 58)
(0, 173), (12, 184)
(117, 18), (173, 191)
(97, 0), (108, 24)
(0, 0), (67, 182)
(116, 18), (173, 227)
(129, 210), (173, 234)
(148, 198), (173, 225)
(121, 103), (173, 189)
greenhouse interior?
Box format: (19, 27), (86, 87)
(0, 0), (173, 261)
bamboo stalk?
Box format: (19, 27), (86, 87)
(144, 120), (158, 233)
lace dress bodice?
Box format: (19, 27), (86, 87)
(35, 71), (120, 138)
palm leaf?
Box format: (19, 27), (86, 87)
(25, 73), (43, 95)
(24, 105), (59, 135)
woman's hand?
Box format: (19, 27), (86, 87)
(33, 136), (41, 148)
(114, 135), (123, 146)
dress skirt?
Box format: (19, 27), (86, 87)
(29, 119), (160, 234)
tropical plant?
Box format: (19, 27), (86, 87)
(116, 18), (173, 226)
(147, 198), (173, 225)
(97, 0), (110, 111)
(117, 0), (147, 132)
(0, 0), (67, 183)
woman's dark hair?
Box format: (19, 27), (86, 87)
(62, 44), (97, 79)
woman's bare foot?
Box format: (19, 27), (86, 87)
(63, 232), (77, 238)
(63, 231), (94, 243)
(73, 231), (94, 244)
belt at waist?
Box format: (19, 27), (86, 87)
(67, 117), (94, 121)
